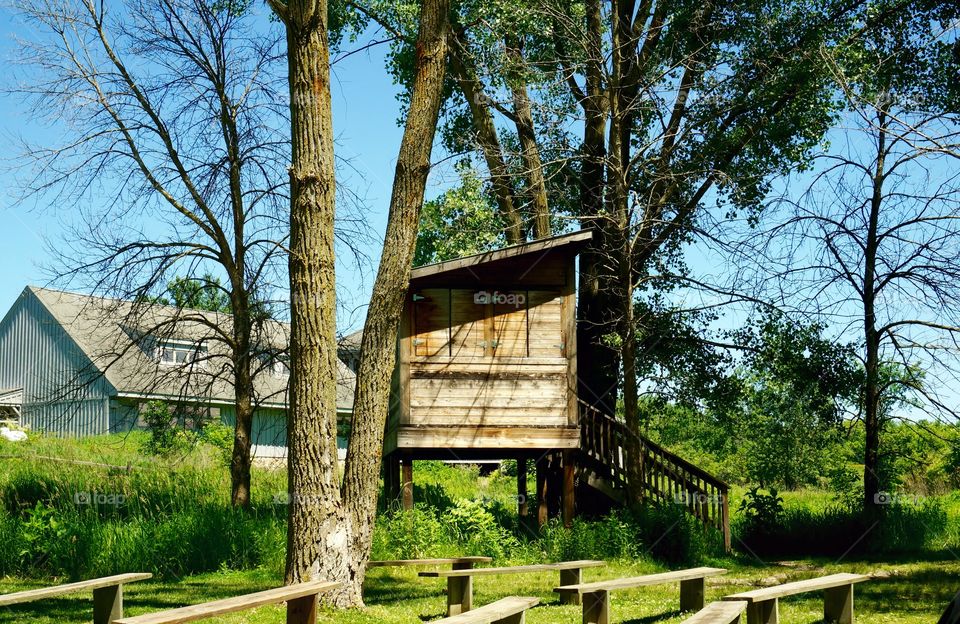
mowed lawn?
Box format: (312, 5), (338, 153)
(1, 557), (958, 623)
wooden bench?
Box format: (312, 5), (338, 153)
(721, 573), (871, 624)
(113, 580), (340, 624)
(434, 596), (540, 624)
(554, 567), (727, 624)
(420, 560), (605, 615)
(0, 572), (152, 624)
(368, 556), (492, 570)
(682, 601), (749, 624)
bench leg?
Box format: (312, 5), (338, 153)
(495, 612), (526, 624)
(745, 599), (778, 624)
(582, 590), (610, 624)
(452, 561), (475, 571)
(559, 568), (582, 605)
(824, 584), (854, 624)
(447, 576), (473, 616)
(287, 593), (318, 624)
(92, 584), (123, 624)
(679, 577), (706, 612)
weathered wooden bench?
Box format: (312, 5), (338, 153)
(420, 560), (605, 615)
(434, 596), (540, 624)
(554, 567), (728, 624)
(0, 572), (152, 624)
(721, 572), (871, 624)
(682, 600), (749, 624)
(113, 580), (340, 624)
(368, 556), (493, 570)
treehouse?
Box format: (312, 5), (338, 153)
(381, 229), (732, 547)
(383, 231), (592, 521)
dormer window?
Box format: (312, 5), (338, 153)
(257, 348), (289, 377)
(153, 339), (205, 365)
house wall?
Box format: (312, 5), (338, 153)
(0, 289), (114, 436)
(221, 406), (350, 460)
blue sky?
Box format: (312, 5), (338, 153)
(0, 6), (424, 330)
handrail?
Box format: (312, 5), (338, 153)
(579, 405), (731, 551)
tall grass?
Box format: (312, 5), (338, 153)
(0, 433), (286, 579)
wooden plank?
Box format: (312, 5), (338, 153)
(395, 426), (580, 450)
(555, 568), (727, 595)
(421, 561), (604, 578)
(434, 596), (540, 624)
(451, 289), (488, 359)
(0, 573), (153, 607)
(113, 581), (341, 624)
(681, 601), (748, 624)
(560, 259), (578, 427)
(722, 574), (870, 602)
(368, 557), (492, 568)
(412, 288), (451, 358)
(410, 357), (567, 370)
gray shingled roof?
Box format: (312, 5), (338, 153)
(29, 287), (355, 412)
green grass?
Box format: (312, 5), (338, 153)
(2, 557), (959, 623)
(3, 434), (960, 622)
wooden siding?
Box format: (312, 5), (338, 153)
(391, 245), (581, 449)
(0, 289), (113, 436)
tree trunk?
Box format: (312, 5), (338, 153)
(576, 0), (619, 417)
(449, 39), (526, 244)
(277, 0), (351, 605)
(504, 36), (550, 240)
(340, 0), (449, 601)
(862, 110), (887, 511)
(229, 298), (254, 509)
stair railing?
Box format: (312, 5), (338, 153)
(579, 404), (731, 551)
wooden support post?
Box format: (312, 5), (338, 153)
(517, 458), (528, 519)
(447, 576), (473, 616)
(679, 576), (706, 612)
(562, 450), (575, 528)
(721, 489), (732, 553)
(92, 584), (123, 624)
(824, 584), (854, 624)
(401, 458), (414, 511)
(582, 590), (610, 624)
(286, 593), (318, 624)
(384, 453), (401, 506)
(536, 457), (548, 528)
(745, 599), (779, 624)
(559, 567), (582, 606)
(452, 560), (476, 571)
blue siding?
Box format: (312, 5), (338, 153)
(0, 289), (113, 436)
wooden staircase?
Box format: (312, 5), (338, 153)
(578, 406), (731, 551)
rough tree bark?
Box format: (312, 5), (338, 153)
(271, 0), (348, 600)
(341, 0), (449, 592)
(273, 0), (450, 606)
